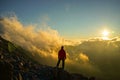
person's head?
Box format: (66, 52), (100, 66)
(61, 46), (64, 49)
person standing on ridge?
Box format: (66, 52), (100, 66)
(56, 46), (66, 69)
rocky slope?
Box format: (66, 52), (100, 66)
(0, 36), (95, 80)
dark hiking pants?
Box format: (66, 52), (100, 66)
(56, 59), (65, 69)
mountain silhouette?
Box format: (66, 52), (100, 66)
(0, 36), (95, 80)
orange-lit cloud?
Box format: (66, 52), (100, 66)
(79, 53), (89, 63)
(0, 16), (77, 65)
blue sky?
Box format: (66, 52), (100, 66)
(0, 0), (120, 39)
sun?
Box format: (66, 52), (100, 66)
(102, 30), (109, 36)
(101, 30), (110, 40)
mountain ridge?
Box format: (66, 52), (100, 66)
(0, 36), (95, 80)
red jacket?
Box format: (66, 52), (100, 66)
(58, 49), (66, 59)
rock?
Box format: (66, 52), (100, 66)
(89, 77), (96, 80)
(71, 73), (88, 80)
(0, 61), (13, 80)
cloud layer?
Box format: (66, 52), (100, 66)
(0, 16), (120, 80)
(66, 38), (120, 80)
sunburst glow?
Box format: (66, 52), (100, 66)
(102, 30), (110, 40)
(102, 30), (109, 36)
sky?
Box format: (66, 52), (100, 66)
(1, 0), (120, 80)
(0, 0), (120, 40)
